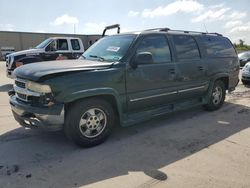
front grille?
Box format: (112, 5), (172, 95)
(14, 78), (44, 104)
(15, 80), (26, 88)
(14, 78), (29, 102)
(17, 93), (27, 101)
(6, 57), (9, 67)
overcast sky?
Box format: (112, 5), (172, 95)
(0, 0), (250, 44)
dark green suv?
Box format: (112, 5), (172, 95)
(9, 28), (239, 147)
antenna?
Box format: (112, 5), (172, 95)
(74, 24), (76, 34)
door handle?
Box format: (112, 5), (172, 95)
(198, 66), (204, 71)
(169, 69), (176, 74)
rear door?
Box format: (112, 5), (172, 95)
(126, 34), (178, 112)
(170, 35), (209, 99)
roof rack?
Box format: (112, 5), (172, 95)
(144, 28), (170, 32)
(143, 28), (223, 36)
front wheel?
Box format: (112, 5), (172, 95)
(203, 80), (226, 111)
(64, 99), (115, 147)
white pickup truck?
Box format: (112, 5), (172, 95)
(6, 37), (84, 78)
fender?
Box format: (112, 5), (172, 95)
(210, 73), (229, 83)
(64, 87), (125, 125)
(203, 73), (229, 103)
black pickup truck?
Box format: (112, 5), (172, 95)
(6, 37), (84, 78)
(9, 28), (239, 147)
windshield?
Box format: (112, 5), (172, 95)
(81, 35), (136, 62)
(35, 38), (53, 49)
(238, 51), (250, 59)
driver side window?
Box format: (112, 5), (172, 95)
(45, 40), (57, 52)
(136, 35), (171, 63)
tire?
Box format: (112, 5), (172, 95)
(242, 80), (249, 85)
(204, 80), (226, 111)
(64, 98), (115, 147)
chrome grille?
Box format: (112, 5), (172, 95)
(17, 93), (27, 101)
(15, 80), (26, 88)
(6, 57), (9, 67)
(14, 78), (41, 102)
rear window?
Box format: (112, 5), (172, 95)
(201, 36), (236, 57)
(172, 35), (200, 60)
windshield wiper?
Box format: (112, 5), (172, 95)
(89, 55), (105, 61)
(80, 55), (86, 59)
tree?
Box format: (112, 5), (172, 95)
(239, 39), (244, 47)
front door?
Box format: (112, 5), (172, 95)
(126, 34), (178, 112)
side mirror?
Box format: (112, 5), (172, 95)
(130, 52), (154, 69)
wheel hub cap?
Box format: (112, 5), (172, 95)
(212, 86), (222, 105)
(86, 115), (100, 130)
(79, 108), (107, 138)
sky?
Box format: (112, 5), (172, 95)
(0, 0), (250, 44)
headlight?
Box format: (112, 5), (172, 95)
(26, 81), (52, 93)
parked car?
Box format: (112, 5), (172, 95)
(0, 47), (15, 61)
(9, 28), (239, 147)
(241, 62), (250, 85)
(238, 51), (250, 67)
(6, 37), (84, 78)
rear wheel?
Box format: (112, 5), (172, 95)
(64, 99), (115, 147)
(204, 80), (226, 111)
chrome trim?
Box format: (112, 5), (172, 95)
(72, 87), (113, 95)
(130, 91), (177, 102)
(130, 85), (206, 102)
(178, 86), (205, 93)
(14, 85), (41, 97)
(8, 55), (14, 69)
(15, 78), (27, 85)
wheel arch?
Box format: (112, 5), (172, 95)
(64, 88), (124, 126)
(210, 74), (229, 90)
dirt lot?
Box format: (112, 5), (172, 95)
(0, 61), (250, 188)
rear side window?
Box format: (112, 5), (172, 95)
(57, 39), (68, 51)
(71, 39), (80, 50)
(136, 35), (171, 63)
(173, 35), (200, 60)
(201, 36), (236, 57)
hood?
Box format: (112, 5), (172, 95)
(14, 59), (114, 81)
(11, 49), (43, 57)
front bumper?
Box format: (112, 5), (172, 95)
(10, 95), (64, 131)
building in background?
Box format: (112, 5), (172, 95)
(0, 31), (101, 60)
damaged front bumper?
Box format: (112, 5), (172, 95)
(10, 95), (64, 131)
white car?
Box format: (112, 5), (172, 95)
(241, 62), (250, 85)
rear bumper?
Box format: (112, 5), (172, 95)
(10, 95), (64, 131)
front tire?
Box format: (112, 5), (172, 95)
(204, 80), (226, 111)
(64, 98), (115, 147)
